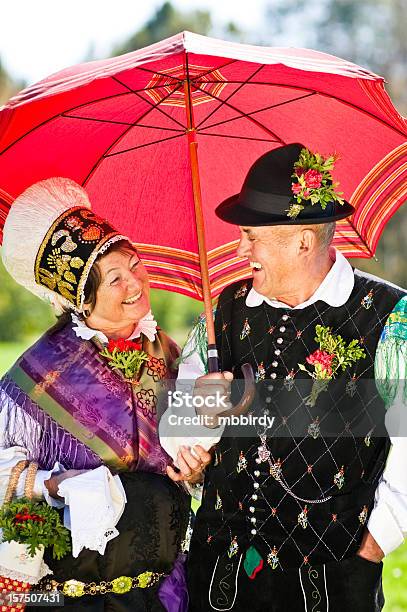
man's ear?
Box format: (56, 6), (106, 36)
(298, 228), (316, 255)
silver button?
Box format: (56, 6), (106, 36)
(264, 409), (270, 415)
(270, 373), (277, 379)
(253, 482), (260, 489)
(277, 338), (283, 344)
(282, 314), (289, 321)
(272, 361), (278, 368)
(274, 349), (281, 356)
(251, 529), (257, 535)
(251, 494), (258, 501)
(254, 470), (260, 477)
(249, 506), (255, 513)
(279, 326), (286, 333)
(250, 517), (257, 523)
(265, 397), (271, 403)
(267, 384), (274, 391)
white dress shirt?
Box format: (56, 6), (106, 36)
(159, 249), (407, 556)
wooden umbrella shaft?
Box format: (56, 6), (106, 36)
(183, 78), (218, 372)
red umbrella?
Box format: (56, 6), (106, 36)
(0, 32), (406, 356)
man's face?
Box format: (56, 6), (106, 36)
(236, 225), (300, 299)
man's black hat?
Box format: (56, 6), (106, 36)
(215, 143), (354, 226)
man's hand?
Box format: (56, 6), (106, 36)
(167, 445), (212, 484)
(357, 529), (384, 563)
(44, 469), (88, 499)
(193, 371), (234, 428)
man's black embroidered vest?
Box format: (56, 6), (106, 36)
(193, 270), (404, 569)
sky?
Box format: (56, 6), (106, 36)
(0, 0), (269, 85)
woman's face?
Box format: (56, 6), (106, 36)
(88, 247), (150, 326)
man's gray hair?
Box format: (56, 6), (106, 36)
(312, 222), (336, 250)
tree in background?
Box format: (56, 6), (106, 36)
(0, 255), (53, 342)
(113, 1), (241, 55)
(0, 1), (405, 345)
(264, 0), (406, 285)
(113, 1), (212, 55)
(0, 59), (22, 105)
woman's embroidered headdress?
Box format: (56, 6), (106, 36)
(2, 178), (128, 313)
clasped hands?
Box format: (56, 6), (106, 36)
(166, 371), (234, 483)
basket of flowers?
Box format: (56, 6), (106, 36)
(0, 460), (70, 610)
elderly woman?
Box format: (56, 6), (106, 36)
(0, 177), (209, 611)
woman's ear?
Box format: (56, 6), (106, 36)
(82, 303), (92, 319)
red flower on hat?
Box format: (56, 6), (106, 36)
(287, 148), (344, 219)
(304, 169), (323, 189)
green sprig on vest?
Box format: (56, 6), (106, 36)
(298, 325), (366, 406)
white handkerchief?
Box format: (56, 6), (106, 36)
(58, 466), (126, 558)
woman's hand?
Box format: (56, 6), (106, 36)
(166, 445), (211, 484)
(44, 469), (88, 499)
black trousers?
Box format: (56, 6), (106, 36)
(188, 549), (384, 612)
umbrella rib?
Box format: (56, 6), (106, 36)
(130, 60), (238, 83)
(189, 58), (238, 81)
(125, 66), (184, 82)
(0, 90), (138, 157)
(136, 123), (183, 132)
(112, 76), (186, 130)
(198, 133), (281, 143)
(0, 81), (185, 156)
(104, 133), (183, 157)
(62, 114), (183, 133)
(199, 92), (317, 132)
(195, 80), (407, 138)
(191, 83), (285, 144)
(195, 64), (266, 130)
(62, 114), (137, 127)
(82, 84), (184, 187)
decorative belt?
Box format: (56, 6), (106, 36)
(39, 572), (166, 597)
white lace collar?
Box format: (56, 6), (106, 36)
(71, 311), (158, 343)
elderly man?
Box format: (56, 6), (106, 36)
(161, 143), (406, 611)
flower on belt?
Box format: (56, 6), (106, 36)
(287, 148), (344, 219)
(298, 325), (366, 406)
(112, 576), (132, 594)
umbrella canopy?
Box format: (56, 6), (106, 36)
(0, 31), (406, 302)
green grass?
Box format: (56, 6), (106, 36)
(1, 342), (406, 607)
(0, 340), (34, 375)
(382, 543), (407, 611)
